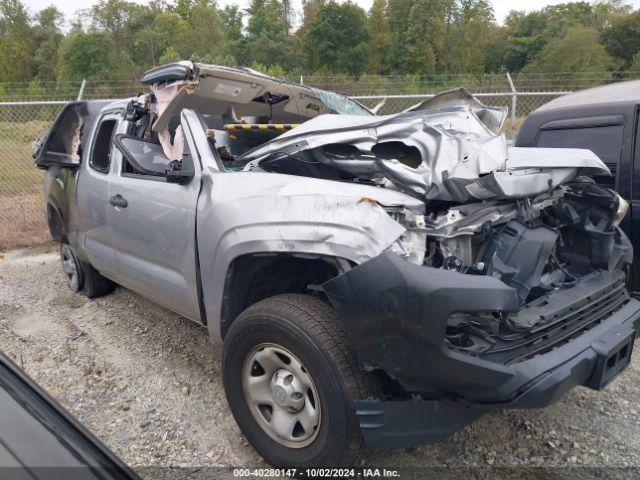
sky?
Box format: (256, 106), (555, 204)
(18, 0), (640, 27)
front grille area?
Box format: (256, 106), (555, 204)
(479, 277), (629, 365)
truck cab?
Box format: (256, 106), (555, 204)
(516, 80), (640, 290)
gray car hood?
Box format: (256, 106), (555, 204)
(241, 89), (609, 203)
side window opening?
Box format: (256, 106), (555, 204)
(90, 119), (117, 173)
(116, 131), (194, 179)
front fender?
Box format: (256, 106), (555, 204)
(196, 171), (417, 343)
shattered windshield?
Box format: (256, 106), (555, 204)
(310, 88), (373, 116)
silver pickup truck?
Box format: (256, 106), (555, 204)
(35, 62), (640, 468)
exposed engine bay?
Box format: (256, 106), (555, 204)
(388, 181), (631, 360)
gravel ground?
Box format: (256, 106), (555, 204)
(1, 245), (640, 476)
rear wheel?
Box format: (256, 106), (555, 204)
(60, 242), (115, 298)
(222, 294), (378, 467)
(60, 243), (81, 292)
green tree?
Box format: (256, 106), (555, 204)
(592, 0), (632, 30)
(492, 9), (549, 72)
(486, 2), (628, 73)
(32, 6), (64, 81)
(89, 0), (153, 73)
(121, 2), (165, 68)
(602, 10), (640, 67)
(90, 0), (138, 50)
(57, 31), (123, 81)
(158, 45), (181, 64)
(630, 51), (640, 71)
(404, 0), (448, 74)
(304, 1), (369, 75)
(538, 2), (593, 37)
(524, 25), (615, 74)
(447, 0), (496, 73)
(0, 0), (33, 82)
(385, 0), (414, 73)
(221, 4), (243, 43)
(172, 0), (196, 19)
(244, 0), (299, 68)
(217, 5), (244, 65)
(189, 0), (226, 59)
(367, 0), (388, 74)
(485, 31), (546, 73)
(298, 0), (325, 37)
(133, 11), (191, 67)
(249, 61), (287, 77)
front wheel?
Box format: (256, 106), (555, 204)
(222, 294), (378, 468)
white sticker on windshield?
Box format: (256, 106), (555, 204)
(214, 83), (242, 97)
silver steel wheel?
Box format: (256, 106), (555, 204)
(60, 244), (80, 291)
(242, 343), (321, 448)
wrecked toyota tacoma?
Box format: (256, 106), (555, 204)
(35, 62), (640, 467)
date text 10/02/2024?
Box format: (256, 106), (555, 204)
(233, 468), (401, 477)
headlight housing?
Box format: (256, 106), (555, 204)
(385, 208), (427, 265)
(612, 193), (629, 229)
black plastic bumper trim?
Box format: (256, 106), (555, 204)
(354, 300), (640, 448)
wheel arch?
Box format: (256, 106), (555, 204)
(218, 253), (351, 341)
(46, 201), (66, 242)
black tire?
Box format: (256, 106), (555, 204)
(222, 294), (378, 468)
(60, 242), (115, 299)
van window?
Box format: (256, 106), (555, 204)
(90, 119), (118, 172)
(537, 124), (623, 188)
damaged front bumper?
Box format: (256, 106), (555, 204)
(323, 252), (640, 448)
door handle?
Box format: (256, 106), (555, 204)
(109, 194), (128, 208)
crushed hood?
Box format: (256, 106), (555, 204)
(241, 89), (610, 203)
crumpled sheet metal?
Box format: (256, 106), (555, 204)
(243, 107), (509, 202)
(465, 147), (610, 201)
(403, 87), (507, 134)
(242, 92), (610, 203)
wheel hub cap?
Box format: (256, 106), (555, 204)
(270, 369), (305, 412)
(242, 344), (321, 448)
(60, 244), (80, 291)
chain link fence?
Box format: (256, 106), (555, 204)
(0, 74), (590, 250)
(0, 101), (70, 249)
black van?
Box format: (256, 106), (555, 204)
(516, 80), (640, 290)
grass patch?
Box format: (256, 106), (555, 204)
(0, 120), (49, 195)
(0, 193), (49, 250)
(0, 118), (52, 248)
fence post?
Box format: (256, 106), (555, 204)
(76, 79), (86, 101)
(506, 72), (517, 140)
(300, 75), (304, 85)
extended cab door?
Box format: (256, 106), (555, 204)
(36, 103), (87, 168)
(106, 110), (207, 322)
(76, 109), (126, 278)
